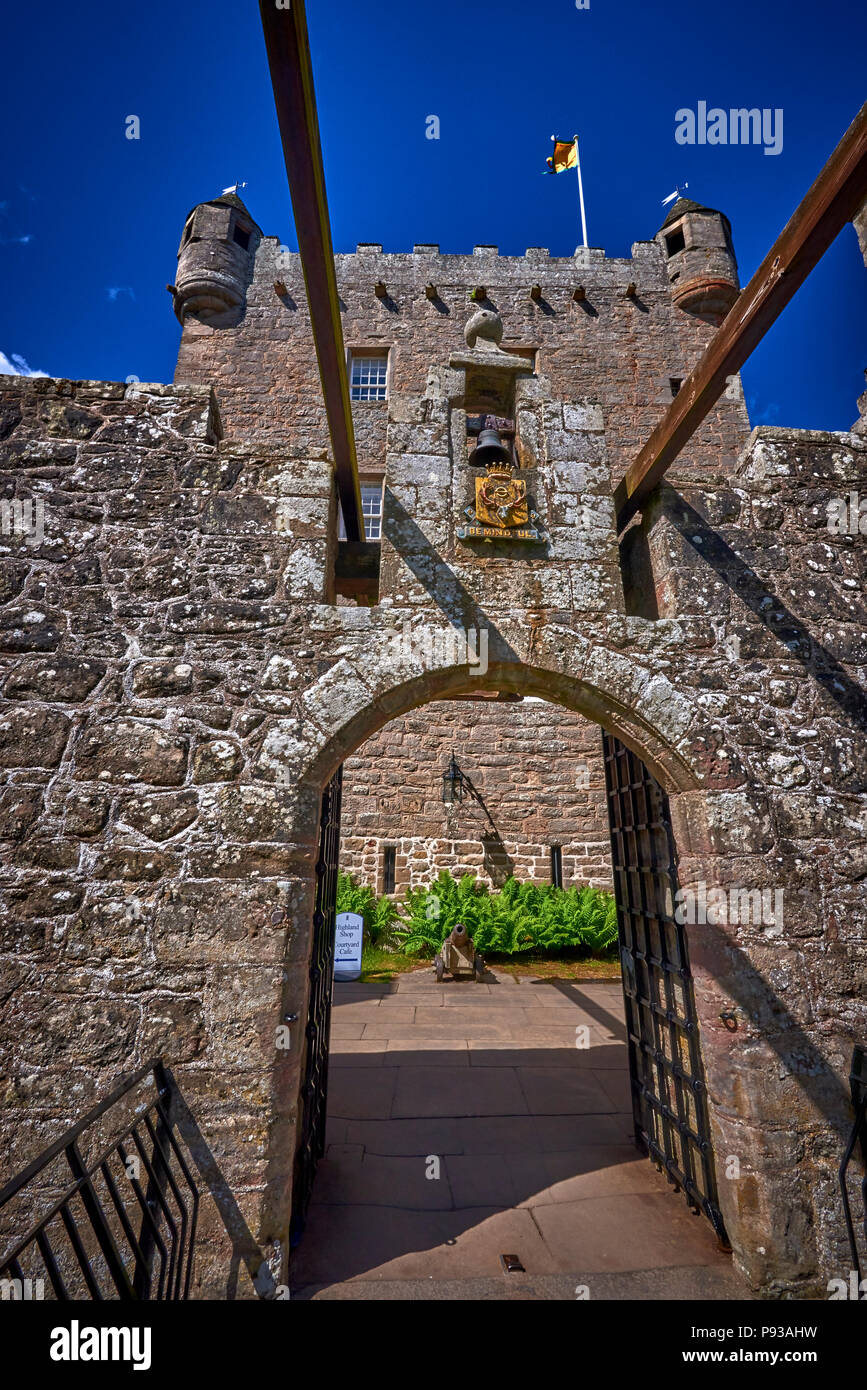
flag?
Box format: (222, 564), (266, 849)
(546, 139), (578, 174)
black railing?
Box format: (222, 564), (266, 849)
(839, 1043), (867, 1281)
(0, 1058), (198, 1300)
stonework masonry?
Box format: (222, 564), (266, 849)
(0, 193), (865, 1301)
(174, 225), (752, 495)
(340, 699), (612, 893)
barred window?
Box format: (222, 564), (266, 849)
(550, 845), (563, 889)
(350, 354), (388, 401)
(383, 845), (396, 895)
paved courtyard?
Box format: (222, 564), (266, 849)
(290, 968), (747, 1300)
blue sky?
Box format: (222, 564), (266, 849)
(1, 0), (864, 431)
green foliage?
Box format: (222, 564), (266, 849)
(336, 871), (399, 946)
(391, 870), (619, 959)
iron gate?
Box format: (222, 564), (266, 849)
(290, 764), (343, 1246)
(602, 731), (728, 1244)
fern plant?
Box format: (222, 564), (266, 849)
(335, 871), (399, 946)
(390, 871), (619, 959)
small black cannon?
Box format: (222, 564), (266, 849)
(434, 922), (485, 983)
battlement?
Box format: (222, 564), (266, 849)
(173, 200), (750, 485)
(262, 235), (661, 273)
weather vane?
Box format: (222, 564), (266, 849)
(661, 182), (689, 206)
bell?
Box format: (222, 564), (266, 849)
(472, 427), (512, 468)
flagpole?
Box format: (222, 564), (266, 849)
(574, 133), (588, 249)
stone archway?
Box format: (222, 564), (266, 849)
(252, 626), (756, 1289)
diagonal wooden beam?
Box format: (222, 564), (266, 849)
(259, 0), (364, 542)
(615, 100), (867, 531)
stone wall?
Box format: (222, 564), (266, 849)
(0, 375), (338, 1298)
(639, 424), (867, 1293)
(1, 247), (865, 1300)
(174, 236), (752, 493)
(340, 698), (612, 893)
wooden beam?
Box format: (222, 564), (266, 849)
(259, 0), (363, 542)
(615, 100), (867, 531)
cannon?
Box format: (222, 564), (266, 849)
(434, 922), (486, 983)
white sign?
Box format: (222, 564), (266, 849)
(334, 911), (364, 981)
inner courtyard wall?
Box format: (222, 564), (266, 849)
(340, 698), (613, 893)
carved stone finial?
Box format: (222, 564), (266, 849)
(464, 308), (503, 350)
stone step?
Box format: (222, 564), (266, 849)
(292, 1264), (750, 1301)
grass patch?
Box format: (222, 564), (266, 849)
(358, 946), (621, 984)
(359, 944), (421, 982)
(488, 953), (622, 982)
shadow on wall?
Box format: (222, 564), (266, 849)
(480, 829), (516, 886)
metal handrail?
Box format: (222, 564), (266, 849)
(0, 1058), (199, 1300)
(839, 1044), (867, 1281)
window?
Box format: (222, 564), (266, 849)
(550, 845), (563, 889)
(383, 845), (396, 895)
(664, 227), (686, 257)
(670, 378), (683, 397)
(232, 224), (251, 251)
(350, 354), (388, 401)
(338, 481), (383, 541)
(360, 483), (383, 540)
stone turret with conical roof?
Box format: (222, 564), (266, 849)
(655, 197), (739, 326)
(170, 191), (261, 326)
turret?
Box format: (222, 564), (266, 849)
(655, 198), (739, 326)
(170, 192), (260, 325)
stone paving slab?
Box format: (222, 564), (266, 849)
(517, 1066), (618, 1116)
(343, 1116), (465, 1156)
(291, 1203), (557, 1284)
(466, 1041), (627, 1070)
(296, 1264), (750, 1301)
(594, 1068), (634, 1111)
(360, 1022), (513, 1041)
(540, 1147), (666, 1202)
(532, 1192), (725, 1274)
(330, 1022), (366, 1039)
(412, 1006), (519, 1029)
(445, 1153), (533, 1209)
(383, 1040), (470, 1064)
(332, 1004), (417, 1024)
(290, 972), (743, 1298)
(328, 1067), (397, 1120)
(330, 1043), (387, 1067)
(313, 1151), (455, 1210)
(334, 983), (396, 1000)
(392, 1065), (529, 1118)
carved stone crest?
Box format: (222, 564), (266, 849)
(475, 465), (528, 529)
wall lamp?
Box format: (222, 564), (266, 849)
(441, 751), (469, 805)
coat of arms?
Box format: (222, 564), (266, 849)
(475, 465), (529, 528)
(457, 425), (545, 543)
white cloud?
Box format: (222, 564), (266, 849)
(0, 351), (49, 378)
(106, 286), (135, 302)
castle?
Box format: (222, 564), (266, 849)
(169, 191), (749, 902)
(0, 182), (865, 1299)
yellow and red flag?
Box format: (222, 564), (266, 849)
(546, 138), (578, 174)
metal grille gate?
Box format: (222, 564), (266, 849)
(602, 731), (728, 1244)
(290, 765), (343, 1246)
